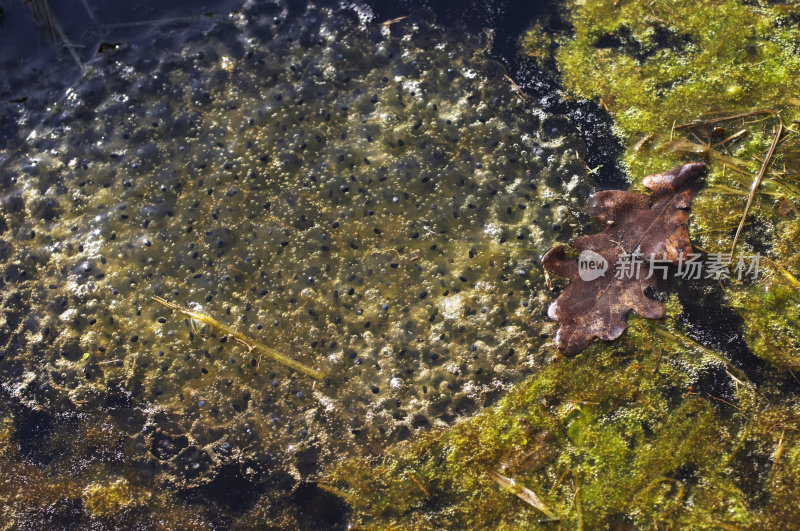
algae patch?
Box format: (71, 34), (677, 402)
(83, 478), (150, 517)
(538, 0), (800, 171)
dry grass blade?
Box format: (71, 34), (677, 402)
(674, 109), (777, 130)
(79, 0), (97, 24)
(489, 470), (557, 519)
(712, 128), (748, 147)
(25, 0), (83, 69)
(768, 429), (786, 484)
(381, 15), (408, 27)
(731, 120), (783, 255)
(102, 15), (214, 29)
(152, 296), (327, 380)
(766, 259), (800, 290)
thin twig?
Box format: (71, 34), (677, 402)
(489, 470), (557, 519)
(79, 0), (97, 24)
(768, 429), (786, 483)
(704, 392), (741, 411)
(731, 120), (783, 255)
(408, 472), (430, 498)
(102, 15), (212, 29)
(766, 259), (800, 290)
(653, 348), (663, 373)
(152, 296), (327, 380)
(381, 15), (408, 27)
(504, 74), (529, 100)
(30, 0), (84, 69)
(674, 109), (776, 130)
(712, 129), (748, 147)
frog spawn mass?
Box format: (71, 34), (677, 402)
(0, 3), (589, 489)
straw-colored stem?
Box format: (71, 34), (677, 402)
(152, 296), (327, 380)
(489, 470), (557, 519)
(730, 120), (783, 255)
(35, 0), (84, 70)
(102, 15), (212, 29)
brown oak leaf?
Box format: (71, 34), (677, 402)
(542, 162), (706, 356)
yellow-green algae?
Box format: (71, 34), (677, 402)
(538, 0), (800, 173)
(324, 297), (800, 528)
(83, 478), (150, 517)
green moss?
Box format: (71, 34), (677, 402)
(727, 274), (800, 370)
(539, 0), (800, 176)
(757, 434), (800, 527)
(518, 23), (556, 65)
(690, 125), (800, 369)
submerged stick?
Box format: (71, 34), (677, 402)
(674, 108), (777, 130)
(152, 296), (327, 380)
(102, 15), (213, 29)
(731, 120), (783, 255)
(489, 470), (557, 519)
(768, 428), (786, 484)
(30, 0), (84, 70)
(767, 259), (800, 291)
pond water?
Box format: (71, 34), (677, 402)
(0, 0), (592, 526)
